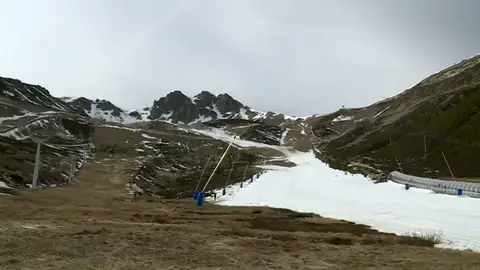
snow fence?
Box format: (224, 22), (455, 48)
(388, 171), (480, 198)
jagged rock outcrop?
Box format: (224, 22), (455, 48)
(59, 88), (301, 125)
(64, 97), (141, 123)
(149, 91), (199, 123)
(148, 90), (247, 124)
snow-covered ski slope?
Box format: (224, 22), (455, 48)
(196, 127), (480, 251)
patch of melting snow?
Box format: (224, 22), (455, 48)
(0, 129), (29, 140)
(176, 163), (188, 169)
(354, 118), (365, 123)
(193, 114), (214, 123)
(332, 115), (354, 122)
(230, 124), (257, 130)
(297, 114), (316, 120)
(0, 111), (37, 124)
(280, 128), (290, 145)
(0, 118), (57, 140)
(238, 107), (249, 119)
(372, 105), (392, 119)
(141, 133), (156, 139)
(99, 124), (140, 132)
(0, 180), (10, 188)
(18, 223), (56, 230)
(190, 127), (282, 149)
(215, 150), (480, 252)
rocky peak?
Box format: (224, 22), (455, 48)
(165, 90), (190, 103)
(152, 91), (193, 112)
(149, 90), (198, 123)
(64, 97), (139, 123)
(69, 97), (93, 109)
(69, 97), (123, 117)
(148, 90), (249, 124)
(0, 75), (292, 126)
(128, 110), (142, 120)
(194, 91), (216, 107)
(94, 99), (124, 117)
(216, 93), (243, 115)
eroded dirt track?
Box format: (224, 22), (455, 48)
(1, 155), (480, 270)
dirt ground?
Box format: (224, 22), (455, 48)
(1, 155), (480, 270)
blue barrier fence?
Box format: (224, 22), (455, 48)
(388, 171), (480, 198)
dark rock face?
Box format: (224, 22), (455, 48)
(69, 97), (93, 111)
(0, 75), (261, 125)
(240, 125), (284, 146)
(60, 118), (94, 140)
(149, 91), (199, 123)
(95, 99), (124, 117)
(216, 94), (243, 115)
(194, 91), (217, 107)
(69, 97), (124, 118)
(128, 111), (142, 120)
(204, 119), (258, 128)
(148, 90), (248, 124)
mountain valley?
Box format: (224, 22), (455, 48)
(2, 54), (480, 197)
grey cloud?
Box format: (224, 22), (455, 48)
(0, 0), (479, 116)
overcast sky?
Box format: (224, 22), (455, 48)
(1, 0), (479, 116)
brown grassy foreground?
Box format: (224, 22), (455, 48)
(1, 156), (480, 269)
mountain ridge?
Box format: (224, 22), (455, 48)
(61, 90), (305, 125)
(2, 52), (480, 181)
(313, 53), (480, 179)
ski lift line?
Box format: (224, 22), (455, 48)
(201, 136), (236, 192)
(226, 163), (235, 186)
(194, 155), (212, 192)
(242, 163), (250, 179)
(225, 161), (249, 186)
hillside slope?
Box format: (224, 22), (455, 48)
(60, 97), (145, 123)
(0, 76), (290, 199)
(0, 77), (87, 117)
(316, 54), (480, 180)
(4, 53), (480, 183)
(2, 73), (480, 269)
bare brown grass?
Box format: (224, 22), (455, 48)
(0, 156), (479, 269)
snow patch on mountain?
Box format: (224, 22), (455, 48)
(332, 115), (354, 122)
(86, 102), (137, 124)
(63, 97), (144, 124)
(61, 91), (317, 126)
